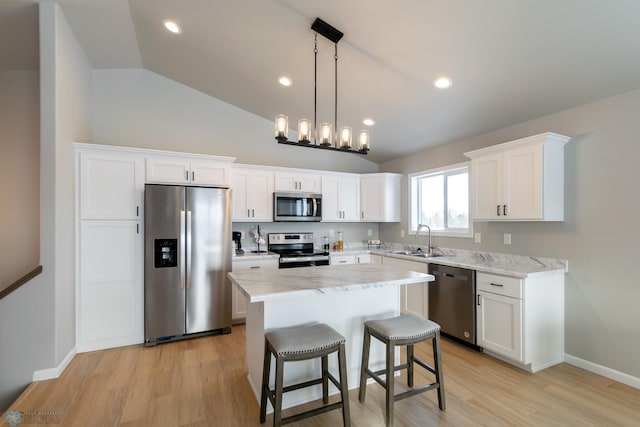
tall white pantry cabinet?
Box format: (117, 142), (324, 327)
(76, 144), (235, 352)
(76, 145), (145, 352)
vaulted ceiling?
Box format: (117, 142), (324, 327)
(6, 0), (640, 163)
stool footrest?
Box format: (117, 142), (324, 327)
(394, 382), (440, 402)
(281, 401), (345, 426)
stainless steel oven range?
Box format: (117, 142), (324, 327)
(268, 233), (330, 268)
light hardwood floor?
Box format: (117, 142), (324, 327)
(3, 324), (639, 426)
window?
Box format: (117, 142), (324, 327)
(409, 163), (471, 237)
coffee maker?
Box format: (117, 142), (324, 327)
(232, 231), (244, 254)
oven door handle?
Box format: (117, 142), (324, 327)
(280, 256), (329, 264)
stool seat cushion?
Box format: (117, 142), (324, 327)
(365, 313), (440, 341)
(266, 323), (346, 357)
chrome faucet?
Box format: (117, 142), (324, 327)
(415, 224), (433, 256)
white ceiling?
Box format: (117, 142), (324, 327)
(6, 0), (640, 163)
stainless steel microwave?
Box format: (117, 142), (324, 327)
(273, 192), (322, 222)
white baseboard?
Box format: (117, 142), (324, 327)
(32, 346), (76, 381)
(564, 353), (640, 390)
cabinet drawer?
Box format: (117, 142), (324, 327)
(232, 258), (278, 271)
(477, 272), (522, 299)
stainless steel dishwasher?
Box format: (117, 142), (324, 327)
(428, 263), (479, 349)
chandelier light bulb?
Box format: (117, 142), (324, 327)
(275, 114), (288, 140)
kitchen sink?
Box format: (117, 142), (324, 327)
(408, 253), (444, 258)
(387, 250), (444, 258)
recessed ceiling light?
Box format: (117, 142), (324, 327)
(278, 76), (293, 87)
(363, 118), (375, 126)
(434, 77), (452, 89)
(163, 19), (182, 35)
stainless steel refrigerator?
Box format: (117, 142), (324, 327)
(144, 184), (232, 345)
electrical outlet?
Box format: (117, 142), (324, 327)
(329, 229), (335, 238)
(474, 232), (481, 243)
(401, 230), (405, 238)
(504, 233), (512, 245)
(368, 229), (373, 237)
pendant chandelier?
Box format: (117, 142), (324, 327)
(275, 18), (370, 155)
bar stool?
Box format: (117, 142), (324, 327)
(260, 323), (351, 427)
(358, 313), (445, 427)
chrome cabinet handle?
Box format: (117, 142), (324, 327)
(252, 209), (255, 217)
(247, 209), (250, 218)
(497, 205), (501, 216)
(503, 204), (507, 216)
(490, 282), (504, 287)
(192, 171), (195, 181)
(185, 171), (189, 181)
(250, 266), (261, 269)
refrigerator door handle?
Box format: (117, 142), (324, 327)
(186, 210), (192, 289)
(180, 210), (186, 289)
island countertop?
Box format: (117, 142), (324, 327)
(228, 264), (434, 303)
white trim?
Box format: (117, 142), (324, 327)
(32, 346), (76, 381)
(564, 353), (640, 390)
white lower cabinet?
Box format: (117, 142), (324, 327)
(369, 254), (383, 264)
(476, 271), (564, 372)
(78, 220), (143, 352)
(231, 257), (278, 323)
(382, 257), (429, 318)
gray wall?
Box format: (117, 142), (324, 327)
(91, 69), (379, 174)
(0, 2), (91, 411)
(379, 88), (640, 379)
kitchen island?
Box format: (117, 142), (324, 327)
(227, 264), (434, 411)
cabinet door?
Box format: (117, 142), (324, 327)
(231, 171), (251, 220)
(298, 173), (321, 192)
(471, 153), (502, 219)
(369, 254), (383, 265)
(356, 253), (371, 264)
(80, 152), (143, 220)
(502, 144), (542, 219)
(248, 171), (274, 221)
(360, 176), (384, 221)
(340, 175), (361, 221)
(146, 156), (190, 184)
(190, 159), (230, 186)
(274, 172), (321, 192)
(78, 220), (143, 350)
(231, 258), (278, 322)
(232, 169), (274, 221)
(477, 290), (522, 361)
(321, 176), (341, 221)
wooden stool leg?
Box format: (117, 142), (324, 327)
(260, 339), (271, 423)
(385, 340), (395, 427)
(406, 344), (414, 388)
(322, 354), (329, 404)
(338, 343), (351, 427)
(358, 326), (371, 402)
(433, 331), (446, 411)
(273, 356), (285, 427)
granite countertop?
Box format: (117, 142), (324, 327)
(370, 248), (567, 278)
(228, 264), (434, 303)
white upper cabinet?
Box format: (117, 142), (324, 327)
(465, 132), (570, 221)
(146, 154), (233, 187)
(79, 149), (144, 220)
(360, 173), (402, 222)
(231, 165), (274, 222)
(322, 173), (360, 222)
(274, 171), (322, 193)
